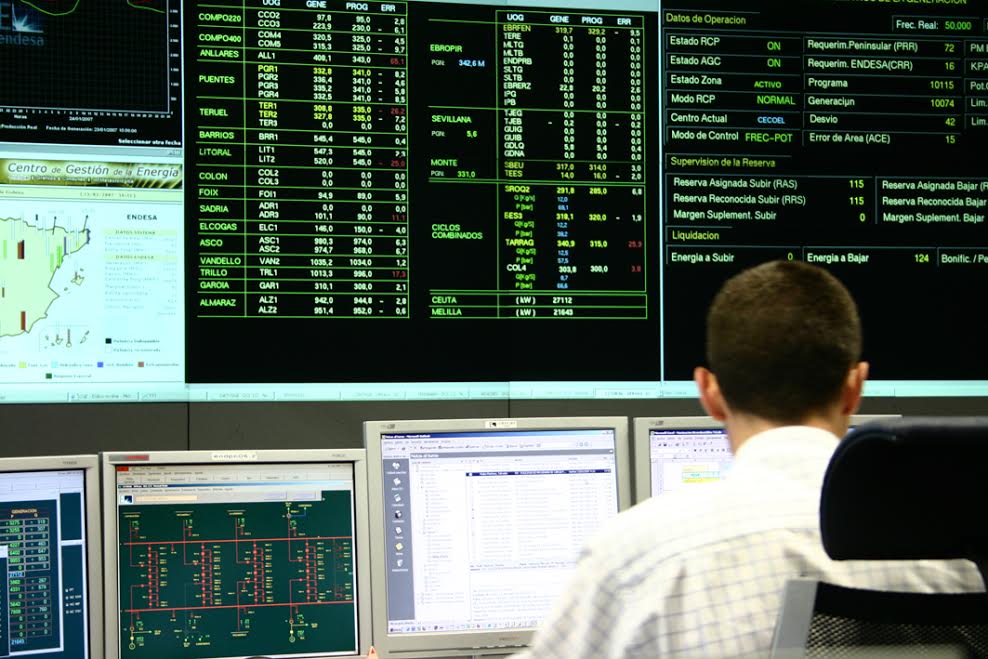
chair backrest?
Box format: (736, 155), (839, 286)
(821, 416), (988, 581)
(771, 417), (988, 658)
(773, 579), (988, 658)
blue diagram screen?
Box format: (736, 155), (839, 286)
(0, 469), (89, 659)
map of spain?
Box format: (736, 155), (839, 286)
(0, 216), (90, 338)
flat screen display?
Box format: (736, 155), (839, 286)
(364, 417), (630, 656)
(107, 459), (364, 659)
(379, 427), (620, 636)
(0, 468), (93, 658)
(633, 414), (901, 501)
(3, 0), (988, 401)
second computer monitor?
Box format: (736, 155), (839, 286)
(102, 449), (371, 659)
(364, 416), (631, 658)
(633, 415), (900, 503)
(0, 454), (103, 659)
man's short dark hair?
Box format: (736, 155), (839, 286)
(706, 260), (863, 423)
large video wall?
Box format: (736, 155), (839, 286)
(2, 0), (988, 403)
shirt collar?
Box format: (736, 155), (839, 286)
(733, 425), (840, 466)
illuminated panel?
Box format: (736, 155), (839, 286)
(185, 1), (661, 384)
(0, 468), (90, 658)
(661, 0), (988, 383)
(113, 462), (359, 659)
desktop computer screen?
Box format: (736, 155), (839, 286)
(632, 417), (732, 503)
(0, 455), (102, 659)
(102, 450), (371, 659)
(632, 415), (901, 502)
(364, 417), (631, 657)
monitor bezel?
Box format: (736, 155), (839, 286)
(632, 414), (902, 503)
(0, 454), (103, 659)
(101, 449), (372, 659)
(363, 416), (631, 658)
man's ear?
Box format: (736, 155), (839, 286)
(841, 361), (869, 415)
(694, 366), (728, 421)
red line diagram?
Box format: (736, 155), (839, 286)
(119, 501), (355, 653)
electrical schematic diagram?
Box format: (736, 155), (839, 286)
(117, 492), (357, 659)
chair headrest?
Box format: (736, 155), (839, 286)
(821, 416), (988, 562)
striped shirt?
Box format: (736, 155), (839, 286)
(512, 425), (983, 659)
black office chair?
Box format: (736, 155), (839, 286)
(771, 417), (988, 658)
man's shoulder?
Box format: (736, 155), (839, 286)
(585, 483), (749, 569)
(585, 475), (820, 579)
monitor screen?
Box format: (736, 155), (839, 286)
(364, 417), (631, 657)
(102, 450), (370, 659)
(6, 0), (988, 402)
(633, 415), (901, 502)
(647, 424), (733, 499)
(0, 455), (102, 659)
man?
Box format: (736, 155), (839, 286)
(513, 260), (981, 659)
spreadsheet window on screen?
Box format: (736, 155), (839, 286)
(0, 468), (91, 659)
(643, 416), (899, 498)
(110, 462), (361, 659)
(379, 428), (620, 636)
(649, 429), (734, 497)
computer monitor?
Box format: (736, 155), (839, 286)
(364, 416), (631, 658)
(632, 415), (901, 503)
(0, 454), (103, 659)
(102, 450), (371, 659)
